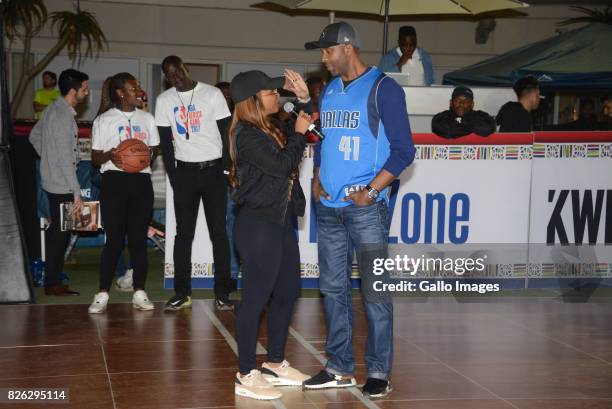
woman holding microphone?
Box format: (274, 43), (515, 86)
(228, 69), (312, 400)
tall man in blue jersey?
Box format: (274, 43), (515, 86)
(302, 22), (415, 399)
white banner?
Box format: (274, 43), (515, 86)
(164, 135), (539, 284)
(527, 133), (612, 278)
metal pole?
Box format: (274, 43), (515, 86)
(40, 218), (46, 261)
(329, 11), (335, 24)
(382, 0), (390, 55)
(553, 92), (560, 125)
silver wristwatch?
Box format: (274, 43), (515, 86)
(365, 184), (379, 200)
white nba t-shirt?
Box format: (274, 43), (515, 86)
(397, 47), (425, 86)
(154, 82), (231, 162)
(91, 108), (160, 174)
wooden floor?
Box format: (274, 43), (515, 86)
(1, 297), (611, 409)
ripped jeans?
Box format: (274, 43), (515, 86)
(316, 200), (393, 381)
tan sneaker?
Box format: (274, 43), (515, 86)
(261, 360), (310, 387)
(235, 369), (282, 400)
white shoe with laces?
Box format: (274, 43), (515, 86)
(115, 268), (134, 292)
(132, 290), (154, 311)
(261, 360), (310, 386)
(88, 292), (109, 314)
(235, 369), (282, 400)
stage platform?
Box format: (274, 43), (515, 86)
(1, 297), (611, 409)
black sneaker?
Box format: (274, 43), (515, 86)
(215, 294), (234, 311)
(302, 369), (356, 390)
(164, 294), (192, 311)
(362, 378), (392, 399)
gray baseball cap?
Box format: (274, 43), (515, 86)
(305, 22), (361, 50)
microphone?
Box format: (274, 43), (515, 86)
(283, 102), (324, 140)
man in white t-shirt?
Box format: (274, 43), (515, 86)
(155, 55), (234, 311)
(378, 26), (434, 86)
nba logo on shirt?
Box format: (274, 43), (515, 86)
(118, 126), (132, 140)
(174, 106), (188, 136)
(132, 125), (147, 141)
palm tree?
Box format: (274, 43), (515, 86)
(2, 0), (107, 118)
(558, 5), (612, 27)
(3, 0), (46, 41)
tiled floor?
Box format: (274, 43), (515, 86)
(0, 298), (611, 409)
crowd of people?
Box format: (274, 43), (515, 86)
(29, 20), (415, 401)
(27, 19), (611, 402)
(431, 76), (612, 138)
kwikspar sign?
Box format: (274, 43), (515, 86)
(528, 132), (612, 279)
(164, 132), (612, 288)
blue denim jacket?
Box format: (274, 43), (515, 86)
(378, 47), (435, 86)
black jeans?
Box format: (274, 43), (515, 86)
(45, 192), (74, 286)
(234, 211), (301, 375)
(173, 164), (231, 297)
(99, 171), (153, 291)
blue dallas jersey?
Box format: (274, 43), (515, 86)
(319, 67), (392, 208)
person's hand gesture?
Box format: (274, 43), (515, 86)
(397, 49), (414, 68)
(344, 189), (373, 207)
(294, 111), (313, 135)
(283, 69), (309, 100)
(110, 148), (123, 170)
(72, 194), (84, 215)
(313, 177), (330, 203)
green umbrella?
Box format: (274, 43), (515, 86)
(265, 0), (529, 54)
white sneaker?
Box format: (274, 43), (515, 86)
(115, 268), (133, 292)
(235, 369), (282, 400)
(132, 290), (154, 311)
(88, 292), (109, 314)
(262, 360), (310, 386)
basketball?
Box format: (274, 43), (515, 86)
(115, 139), (150, 173)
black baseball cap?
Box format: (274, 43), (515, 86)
(452, 86), (474, 100)
(230, 71), (285, 103)
(305, 21), (361, 50)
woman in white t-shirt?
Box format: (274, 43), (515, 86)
(87, 72), (160, 314)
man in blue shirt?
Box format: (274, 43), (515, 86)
(302, 22), (415, 399)
(378, 26), (434, 86)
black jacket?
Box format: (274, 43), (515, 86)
(232, 121), (306, 225)
(558, 118), (606, 131)
(431, 109), (496, 139)
(496, 102), (532, 132)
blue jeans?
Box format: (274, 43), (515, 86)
(316, 200), (393, 381)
